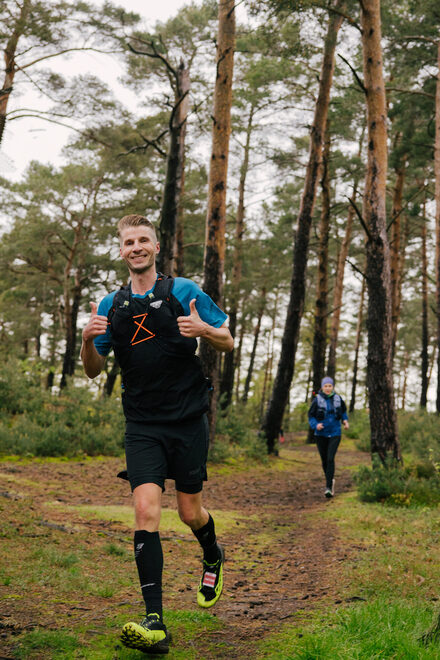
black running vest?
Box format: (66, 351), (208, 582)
(108, 275), (209, 423)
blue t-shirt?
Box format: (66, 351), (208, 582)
(94, 276), (228, 357)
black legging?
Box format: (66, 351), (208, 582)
(315, 435), (341, 489)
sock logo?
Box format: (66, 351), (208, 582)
(135, 542), (144, 558)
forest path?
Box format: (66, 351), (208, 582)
(0, 439), (368, 659)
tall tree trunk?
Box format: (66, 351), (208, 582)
(420, 198), (429, 408)
(349, 271), (366, 413)
(234, 309), (248, 402)
(261, 2), (344, 453)
(200, 0), (235, 439)
(435, 40), (440, 413)
(220, 105), (255, 408)
(311, 124), (331, 394)
(308, 125), (331, 443)
(390, 146), (407, 356)
(360, 0), (400, 462)
(60, 285), (81, 389)
(242, 290), (266, 404)
(0, 1), (29, 145)
(157, 63), (190, 276)
(327, 125), (365, 379)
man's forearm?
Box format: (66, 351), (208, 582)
(201, 325), (234, 353)
(80, 339), (105, 378)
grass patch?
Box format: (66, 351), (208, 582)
(45, 502), (253, 537)
(12, 608), (222, 659)
(12, 628), (80, 659)
(256, 598), (440, 659)
(320, 492), (440, 602)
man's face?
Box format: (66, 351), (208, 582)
(119, 225), (160, 275)
(322, 382), (334, 395)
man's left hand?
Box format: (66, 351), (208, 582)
(177, 298), (207, 338)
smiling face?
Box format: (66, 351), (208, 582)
(322, 382), (334, 395)
(119, 225), (160, 275)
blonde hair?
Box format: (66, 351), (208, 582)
(117, 214), (157, 239)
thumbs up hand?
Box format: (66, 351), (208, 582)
(177, 298), (207, 338)
(82, 302), (109, 342)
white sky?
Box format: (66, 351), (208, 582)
(1, 0), (193, 178)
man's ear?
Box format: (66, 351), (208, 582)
(156, 242), (160, 254)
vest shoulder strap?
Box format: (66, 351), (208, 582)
(109, 274), (183, 318)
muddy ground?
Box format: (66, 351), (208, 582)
(0, 439), (368, 659)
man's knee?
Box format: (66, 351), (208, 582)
(176, 493), (207, 529)
(133, 483), (162, 531)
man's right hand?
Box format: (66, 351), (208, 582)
(82, 302), (108, 342)
(316, 423), (324, 431)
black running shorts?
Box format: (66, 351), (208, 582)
(124, 414), (209, 494)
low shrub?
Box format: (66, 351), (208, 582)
(345, 409), (371, 451)
(355, 456), (440, 507)
(211, 403), (267, 463)
(0, 360), (124, 457)
(398, 409), (440, 463)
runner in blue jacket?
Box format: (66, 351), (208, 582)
(308, 376), (349, 498)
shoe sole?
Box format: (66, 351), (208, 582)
(121, 622), (171, 654)
(197, 545), (225, 608)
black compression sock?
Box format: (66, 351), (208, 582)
(192, 514), (221, 564)
(134, 530), (163, 620)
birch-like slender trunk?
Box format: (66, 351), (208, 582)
(390, 147), (407, 356)
(421, 199), (429, 408)
(435, 40), (440, 413)
(349, 272), (366, 413)
(327, 126), (364, 380)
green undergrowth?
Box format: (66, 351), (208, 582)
(256, 598), (439, 659)
(355, 456), (440, 507)
(12, 609), (221, 659)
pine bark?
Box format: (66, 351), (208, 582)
(157, 63), (190, 276)
(200, 0), (235, 437)
(360, 0), (400, 462)
(261, 3), (344, 453)
(220, 105), (254, 408)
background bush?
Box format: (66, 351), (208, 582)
(355, 456), (440, 507)
(0, 359), (124, 457)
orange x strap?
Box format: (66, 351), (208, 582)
(131, 313), (155, 345)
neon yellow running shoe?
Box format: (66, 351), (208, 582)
(121, 613), (170, 654)
(197, 544), (225, 608)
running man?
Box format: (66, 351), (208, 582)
(81, 214), (233, 654)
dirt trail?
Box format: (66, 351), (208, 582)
(0, 440), (367, 659)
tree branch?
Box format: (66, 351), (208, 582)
(347, 195), (372, 240)
(18, 47), (122, 71)
(338, 54), (367, 93)
(7, 112), (113, 148)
